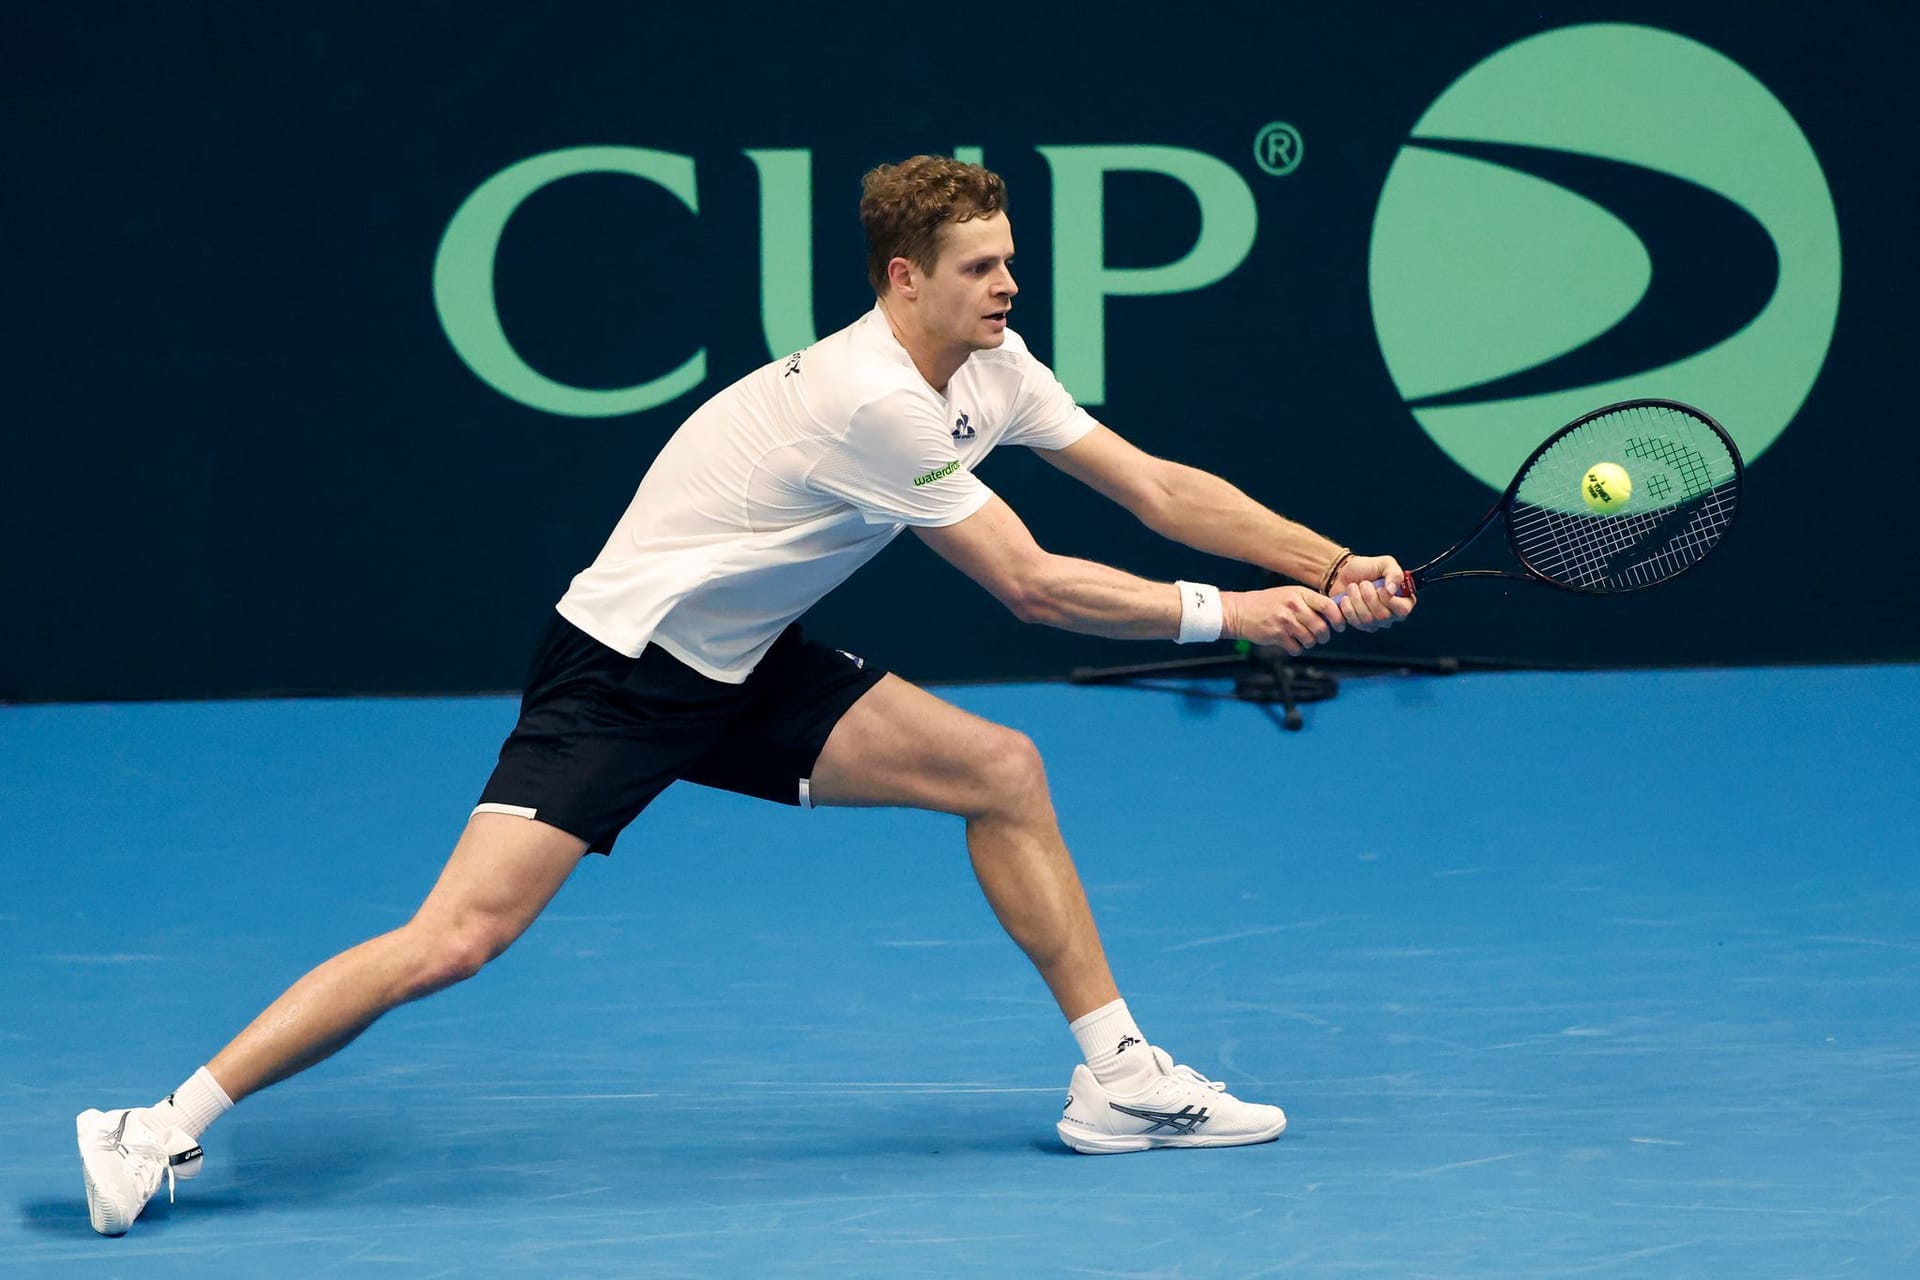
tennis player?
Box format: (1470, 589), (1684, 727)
(77, 155), (1414, 1234)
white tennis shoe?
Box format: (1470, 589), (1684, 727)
(1057, 1047), (1287, 1154)
(76, 1107), (203, 1236)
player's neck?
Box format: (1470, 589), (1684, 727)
(878, 299), (965, 397)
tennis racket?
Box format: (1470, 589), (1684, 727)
(1360, 398), (1743, 600)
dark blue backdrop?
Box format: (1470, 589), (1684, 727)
(7, 2), (1915, 700)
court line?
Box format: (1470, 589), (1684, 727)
(1164, 916), (1359, 951)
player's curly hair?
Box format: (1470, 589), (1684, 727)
(860, 156), (1007, 297)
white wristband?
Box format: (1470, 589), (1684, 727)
(1173, 581), (1224, 644)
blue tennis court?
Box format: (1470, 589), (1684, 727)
(5, 664), (1917, 1276)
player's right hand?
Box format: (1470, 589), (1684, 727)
(1328, 555), (1416, 633)
(1222, 586), (1345, 655)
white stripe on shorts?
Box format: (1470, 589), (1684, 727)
(798, 778), (813, 809)
(473, 802), (538, 821)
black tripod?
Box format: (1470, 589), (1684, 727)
(1068, 643), (1459, 731)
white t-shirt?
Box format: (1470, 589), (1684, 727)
(556, 306), (1097, 682)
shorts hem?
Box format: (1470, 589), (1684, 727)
(472, 802), (538, 820)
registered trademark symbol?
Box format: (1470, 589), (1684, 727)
(1253, 122), (1303, 176)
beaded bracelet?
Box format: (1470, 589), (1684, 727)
(1319, 549), (1354, 595)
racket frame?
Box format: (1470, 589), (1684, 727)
(1405, 397), (1744, 596)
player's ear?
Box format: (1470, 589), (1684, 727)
(886, 257), (918, 299)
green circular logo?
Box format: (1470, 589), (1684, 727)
(1369, 24), (1841, 488)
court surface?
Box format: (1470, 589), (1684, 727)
(4, 664), (1917, 1277)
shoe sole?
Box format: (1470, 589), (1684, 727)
(77, 1112), (129, 1236)
(82, 1166), (127, 1236)
(1057, 1114), (1288, 1154)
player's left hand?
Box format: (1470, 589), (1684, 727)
(1329, 554), (1416, 632)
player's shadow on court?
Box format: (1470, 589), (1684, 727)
(17, 1191), (264, 1240)
(22, 1100), (1078, 1238)
(19, 1116), (394, 1239)
(18, 1197), (112, 1239)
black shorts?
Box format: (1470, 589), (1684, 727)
(475, 613), (888, 853)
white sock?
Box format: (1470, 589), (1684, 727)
(149, 1067), (234, 1140)
(1069, 998), (1158, 1095)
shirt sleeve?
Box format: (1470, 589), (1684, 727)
(1003, 345), (1099, 451)
(806, 390), (995, 527)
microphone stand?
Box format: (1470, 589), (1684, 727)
(1068, 643), (1459, 731)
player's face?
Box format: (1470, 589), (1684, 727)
(920, 213), (1018, 353)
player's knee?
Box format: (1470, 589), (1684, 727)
(973, 728), (1049, 818)
(401, 917), (512, 997)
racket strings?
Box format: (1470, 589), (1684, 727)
(1622, 433), (1714, 499)
(1508, 403), (1739, 592)
(1513, 481), (1737, 589)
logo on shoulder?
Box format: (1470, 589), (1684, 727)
(952, 411), (976, 440)
(911, 459), (961, 487)
(783, 351), (803, 378)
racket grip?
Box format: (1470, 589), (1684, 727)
(1329, 575), (1414, 606)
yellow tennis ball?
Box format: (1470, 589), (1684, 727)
(1581, 462), (1632, 512)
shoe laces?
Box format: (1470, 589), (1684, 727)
(1168, 1063), (1228, 1094)
(103, 1114), (179, 1204)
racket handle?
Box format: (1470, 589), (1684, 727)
(1329, 575), (1414, 606)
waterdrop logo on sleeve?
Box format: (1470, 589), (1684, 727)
(1368, 23), (1841, 489)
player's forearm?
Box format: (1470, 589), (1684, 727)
(1140, 462), (1346, 586)
(1009, 555), (1183, 640)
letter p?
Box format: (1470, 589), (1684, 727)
(1036, 146), (1258, 405)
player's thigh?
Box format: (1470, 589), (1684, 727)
(410, 811), (588, 946)
(808, 674), (1042, 816)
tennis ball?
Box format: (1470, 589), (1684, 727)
(1581, 462), (1632, 512)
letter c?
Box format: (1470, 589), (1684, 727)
(433, 146), (706, 418)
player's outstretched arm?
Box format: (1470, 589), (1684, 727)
(1036, 424), (1413, 633)
(917, 496), (1352, 654)
(1038, 425), (1343, 584)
